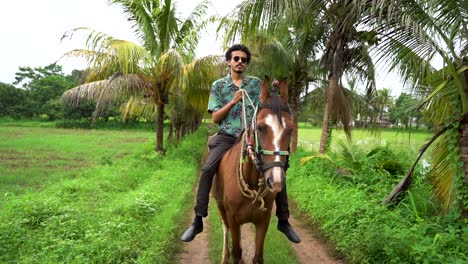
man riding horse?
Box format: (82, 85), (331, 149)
(181, 44), (301, 244)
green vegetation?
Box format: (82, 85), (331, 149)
(0, 122), (152, 197)
(288, 145), (468, 263)
(0, 125), (207, 263)
(298, 124), (433, 153)
(1, 120), (466, 263)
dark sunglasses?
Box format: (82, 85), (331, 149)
(233, 56), (248, 64)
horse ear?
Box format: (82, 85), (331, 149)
(280, 79), (288, 101)
(261, 76), (270, 102)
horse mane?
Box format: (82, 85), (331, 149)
(260, 94), (286, 128)
(271, 94), (283, 125)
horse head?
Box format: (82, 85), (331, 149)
(252, 77), (293, 193)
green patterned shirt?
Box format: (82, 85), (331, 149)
(207, 74), (261, 137)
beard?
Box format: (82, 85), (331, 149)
(233, 64), (244, 74)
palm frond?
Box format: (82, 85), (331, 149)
(418, 65), (468, 126)
(175, 0), (211, 58)
(430, 129), (460, 211)
(330, 81), (352, 141)
(154, 49), (186, 102)
(92, 73), (149, 119)
(219, 0), (301, 44)
(109, 0), (160, 56)
(61, 80), (107, 106)
(121, 96), (157, 121)
(383, 124), (451, 205)
(185, 55), (225, 112)
(299, 153), (335, 165)
(61, 27), (151, 81)
(245, 34), (293, 79)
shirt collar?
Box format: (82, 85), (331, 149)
(226, 73), (247, 87)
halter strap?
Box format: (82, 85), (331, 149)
(259, 150), (290, 156)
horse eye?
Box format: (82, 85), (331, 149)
(257, 125), (266, 133)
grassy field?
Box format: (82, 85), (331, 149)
(0, 125), (153, 197)
(298, 124), (433, 153)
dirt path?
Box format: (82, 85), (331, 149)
(177, 219), (211, 263)
(177, 205), (343, 264)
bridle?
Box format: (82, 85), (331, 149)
(237, 92), (292, 210)
(246, 100), (291, 173)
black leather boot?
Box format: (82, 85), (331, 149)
(277, 220), (301, 243)
(180, 217), (203, 242)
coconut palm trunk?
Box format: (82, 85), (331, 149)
(460, 124), (468, 217)
(319, 79), (336, 153)
(461, 86), (468, 218)
(289, 80), (303, 153)
(319, 44), (344, 154)
(156, 103), (165, 153)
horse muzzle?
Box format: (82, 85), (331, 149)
(265, 166), (285, 193)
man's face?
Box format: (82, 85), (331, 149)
(227, 50), (248, 74)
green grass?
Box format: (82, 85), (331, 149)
(298, 125), (433, 152)
(0, 125), (153, 197)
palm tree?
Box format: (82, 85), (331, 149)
(311, 0), (380, 153)
(375, 88), (393, 125)
(374, 0), (467, 216)
(61, 0), (214, 153)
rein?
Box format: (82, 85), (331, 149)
(236, 91), (291, 211)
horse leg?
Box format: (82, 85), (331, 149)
(230, 223), (243, 264)
(217, 205), (230, 264)
(252, 221), (269, 264)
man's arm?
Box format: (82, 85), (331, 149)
(212, 89), (244, 124)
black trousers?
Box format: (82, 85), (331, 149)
(194, 132), (290, 220)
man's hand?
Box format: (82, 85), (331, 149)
(231, 89), (245, 105)
(212, 89), (245, 124)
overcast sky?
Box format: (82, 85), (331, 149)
(0, 0), (405, 96)
(0, 0), (238, 83)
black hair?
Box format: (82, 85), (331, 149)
(225, 44), (251, 64)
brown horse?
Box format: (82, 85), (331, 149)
(211, 78), (293, 264)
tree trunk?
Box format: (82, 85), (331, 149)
(319, 78), (339, 153)
(461, 114), (468, 218)
(156, 103), (165, 153)
(167, 120), (174, 141)
(290, 86), (301, 153)
(319, 100), (331, 153)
